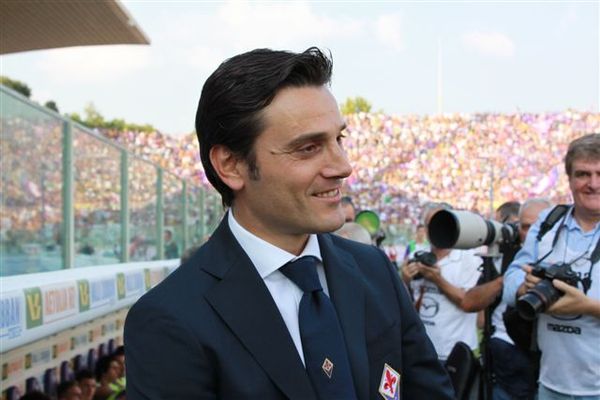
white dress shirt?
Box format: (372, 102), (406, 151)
(227, 211), (330, 366)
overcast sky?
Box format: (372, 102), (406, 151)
(1, 1), (598, 136)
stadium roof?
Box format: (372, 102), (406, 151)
(0, 0), (150, 55)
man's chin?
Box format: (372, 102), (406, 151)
(315, 218), (345, 234)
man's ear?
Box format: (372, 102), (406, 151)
(209, 145), (245, 191)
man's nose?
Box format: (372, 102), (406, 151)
(590, 173), (600, 189)
(323, 144), (353, 179)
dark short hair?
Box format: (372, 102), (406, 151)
(19, 392), (51, 400)
(56, 380), (78, 399)
(112, 345), (125, 357)
(565, 133), (600, 176)
(75, 369), (95, 382)
(496, 201), (520, 222)
(195, 47), (333, 207)
(94, 355), (114, 381)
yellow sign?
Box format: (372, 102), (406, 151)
(117, 273), (126, 300)
(24, 288), (43, 329)
(78, 280), (90, 312)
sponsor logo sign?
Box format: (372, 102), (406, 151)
(24, 288), (43, 329)
(89, 278), (117, 309)
(42, 283), (77, 324)
(116, 273), (126, 300)
(78, 280), (90, 312)
(1, 292), (24, 339)
(125, 271), (145, 298)
(2, 357), (24, 380)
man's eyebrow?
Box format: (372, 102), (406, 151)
(285, 132), (327, 149)
(283, 125), (347, 150)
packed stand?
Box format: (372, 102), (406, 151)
(98, 110), (600, 228)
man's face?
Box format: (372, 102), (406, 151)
(518, 203), (549, 242)
(569, 158), (600, 220)
(114, 354), (125, 377)
(107, 360), (120, 382)
(232, 85), (352, 251)
(415, 226), (426, 242)
(78, 379), (96, 400)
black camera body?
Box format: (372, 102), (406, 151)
(408, 250), (437, 280)
(516, 262), (579, 320)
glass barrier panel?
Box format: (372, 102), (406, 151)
(73, 128), (121, 267)
(129, 159), (157, 261)
(205, 190), (222, 233)
(163, 172), (183, 260)
(0, 92), (64, 276)
(186, 185), (203, 250)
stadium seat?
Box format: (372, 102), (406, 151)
(44, 368), (58, 397)
(73, 354), (84, 372)
(3, 386), (20, 400)
(87, 348), (97, 373)
(60, 360), (74, 382)
(108, 338), (116, 354)
(25, 377), (41, 393)
(98, 342), (107, 358)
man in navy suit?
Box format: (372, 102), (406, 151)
(125, 47), (454, 399)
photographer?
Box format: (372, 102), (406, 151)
(402, 203), (481, 361)
(462, 198), (552, 400)
(403, 223), (429, 262)
(503, 133), (600, 400)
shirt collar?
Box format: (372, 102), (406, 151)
(227, 210), (323, 279)
(564, 207), (600, 235)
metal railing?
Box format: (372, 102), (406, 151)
(0, 85), (223, 276)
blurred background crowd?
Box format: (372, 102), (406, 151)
(98, 109), (600, 226)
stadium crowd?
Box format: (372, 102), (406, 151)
(3, 109), (599, 256)
(98, 110), (600, 227)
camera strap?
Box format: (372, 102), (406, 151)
(533, 206), (599, 293)
(536, 204), (570, 242)
(533, 205), (571, 267)
(581, 234), (600, 294)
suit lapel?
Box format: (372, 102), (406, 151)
(203, 218), (316, 400)
(318, 234), (369, 400)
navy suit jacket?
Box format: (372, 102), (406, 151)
(125, 218), (454, 399)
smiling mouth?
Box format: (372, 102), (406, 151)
(314, 188), (340, 198)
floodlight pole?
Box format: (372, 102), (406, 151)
(489, 163), (494, 218)
(437, 37), (443, 115)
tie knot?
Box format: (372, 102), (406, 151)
(279, 255), (322, 293)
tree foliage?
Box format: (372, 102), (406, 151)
(0, 76), (32, 98)
(44, 100), (59, 113)
(340, 96), (372, 115)
(1, 75), (156, 133)
(69, 102), (156, 133)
